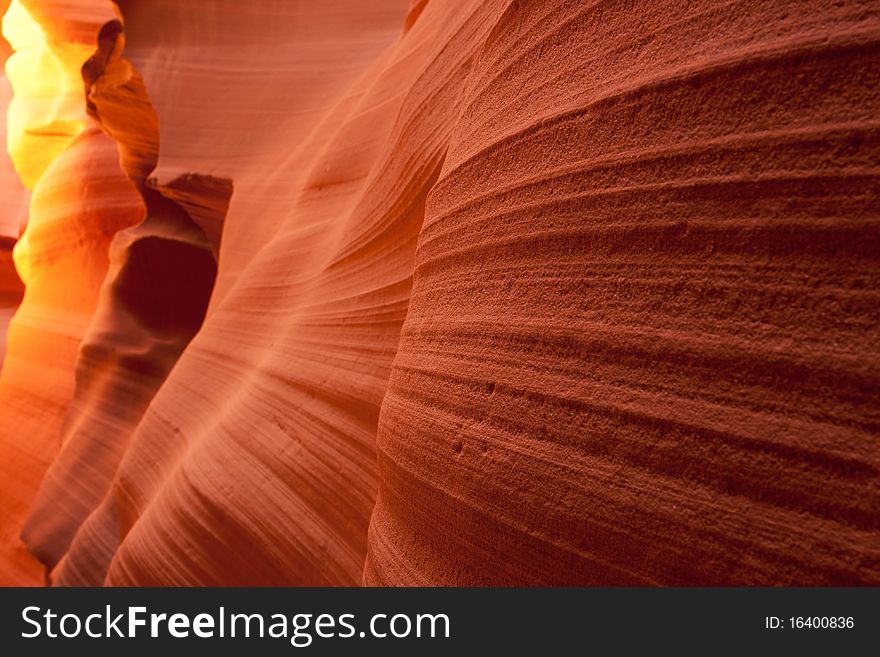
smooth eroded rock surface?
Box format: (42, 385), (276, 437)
(1, 0), (877, 586)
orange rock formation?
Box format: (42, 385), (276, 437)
(0, 0), (878, 586)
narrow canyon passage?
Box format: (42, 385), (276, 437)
(0, 0), (877, 586)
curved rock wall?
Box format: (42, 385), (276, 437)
(366, 0), (880, 586)
(0, 0), (877, 586)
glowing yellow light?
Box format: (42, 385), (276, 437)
(2, 0), (90, 191)
(11, 231), (29, 283)
(1, 0), (42, 51)
(2, 0), (98, 285)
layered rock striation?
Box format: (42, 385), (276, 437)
(0, 0), (877, 586)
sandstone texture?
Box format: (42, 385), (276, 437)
(0, 0), (877, 586)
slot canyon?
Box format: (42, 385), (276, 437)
(0, 0), (877, 586)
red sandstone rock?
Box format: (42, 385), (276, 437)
(0, 39), (26, 375)
(366, 0), (880, 585)
(0, 127), (143, 584)
(0, 0), (877, 586)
